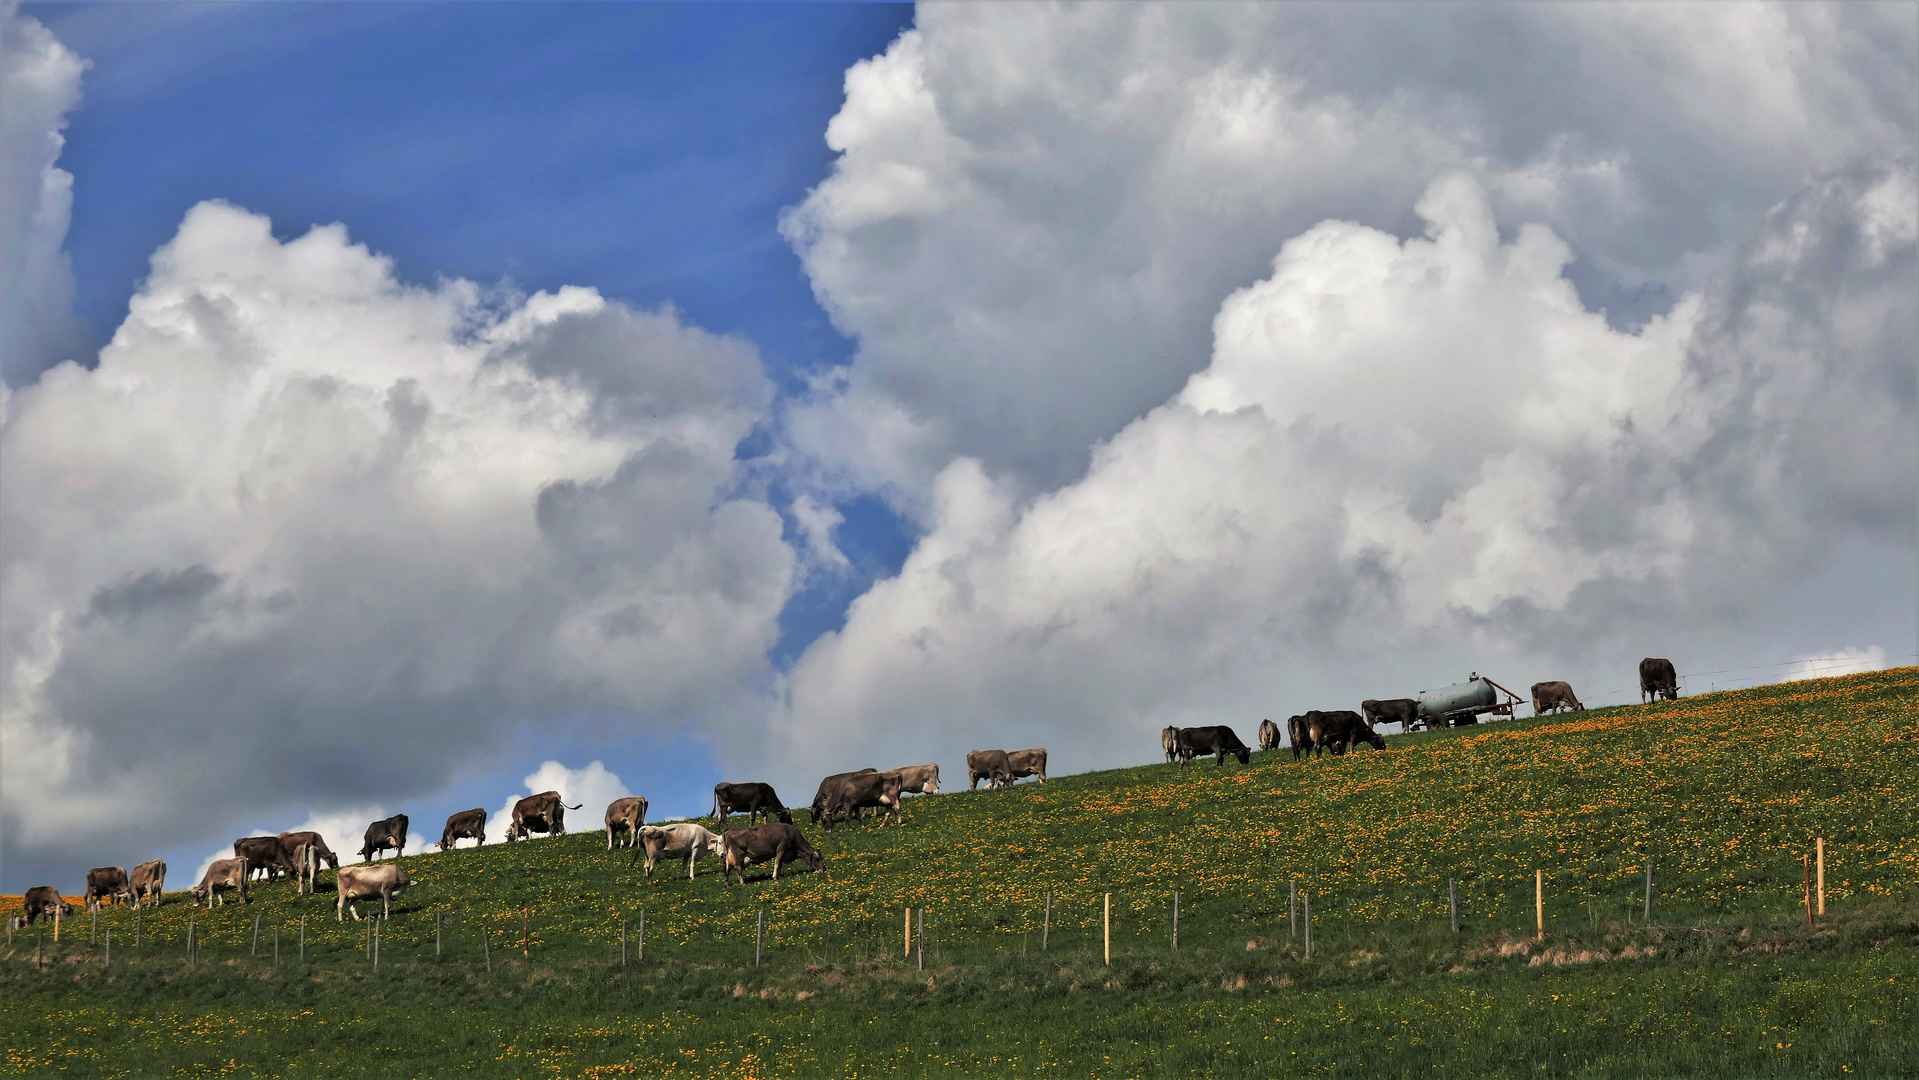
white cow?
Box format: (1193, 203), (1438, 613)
(335, 864), (413, 921)
(630, 823), (723, 882)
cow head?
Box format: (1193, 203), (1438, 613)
(1362, 727), (1387, 750)
(776, 808), (794, 825)
(1234, 747), (1251, 765)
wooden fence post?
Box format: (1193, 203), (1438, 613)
(1449, 878), (1459, 934)
(436, 914), (444, 958)
(1289, 880), (1297, 940)
(252, 914), (260, 957)
(755, 907), (765, 967)
(364, 921), (371, 961)
(53, 901), (61, 944)
(298, 917), (306, 962)
(916, 908), (925, 972)
(104, 929), (111, 966)
(621, 919), (627, 967)
(904, 907), (912, 959)
(1042, 892), (1051, 951)
(1816, 838), (1825, 916)
(1171, 889), (1180, 951)
(1802, 855), (1812, 925)
(374, 919), (381, 971)
(1535, 870), (1545, 939)
(637, 910), (645, 962)
(483, 926), (492, 972)
(522, 910), (530, 959)
(1103, 893), (1111, 966)
(1303, 892), (1312, 959)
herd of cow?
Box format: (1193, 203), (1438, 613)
(14, 660), (1684, 932)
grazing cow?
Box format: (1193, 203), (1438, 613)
(22, 886), (72, 924)
(1640, 658), (1680, 703)
(130, 860), (167, 906)
(438, 809), (488, 851)
(1162, 726), (1179, 763)
(1362, 698), (1421, 733)
(1311, 710), (1386, 755)
(360, 815), (409, 862)
(276, 832), (339, 870)
(721, 824), (825, 885)
(190, 858), (250, 907)
(712, 783), (793, 827)
(1005, 748), (1049, 784)
(812, 770), (903, 830)
(84, 867), (134, 912)
(884, 764), (942, 796)
(334, 864), (412, 921)
(234, 835), (297, 881)
(629, 823), (725, 881)
(966, 750), (1014, 790)
(507, 791), (582, 841)
(1176, 726), (1251, 767)
(1531, 681), (1585, 715)
(603, 797), (649, 849)
(1287, 715), (1312, 761)
(1258, 719), (1280, 751)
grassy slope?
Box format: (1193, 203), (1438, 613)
(2, 668), (1915, 1078)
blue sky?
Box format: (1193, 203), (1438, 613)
(14, 1), (914, 874)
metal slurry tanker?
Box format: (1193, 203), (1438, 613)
(1415, 672), (1524, 728)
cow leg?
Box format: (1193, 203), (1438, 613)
(686, 851), (697, 881)
(772, 850), (783, 880)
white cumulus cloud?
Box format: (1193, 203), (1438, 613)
(1, 201), (794, 869)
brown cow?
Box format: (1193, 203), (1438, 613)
(966, 750), (1014, 790)
(713, 783), (793, 827)
(1640, 658), (1679, 703)
(883, 764), (941, 796)
(439, 809), (488, 851)
(1362, 698), (1421, 732)
(812, 770), (902, 829)
(1005, 748), (1048, 784)
(190, 857), (250, 907)
(360, 814), (409, 861)
(130, 860), (167, 906)
(276, 832), (339, 869)
(334, 864), (412, 921)
(604, 797), (649, 849)
(507, 791), (582, 841)
(22, 885), (71, 924)
(721, 824), (824, 885)
(1162, 726), (1179, 763)
(234, 835), (297, 881)
(1531, 681), (1585, 715)
(1258, 719), (1280, 751)
(84, 867), (134, 912)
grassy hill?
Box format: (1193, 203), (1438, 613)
(3, 667), (1916, 1077)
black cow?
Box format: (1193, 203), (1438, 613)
(1640, 658), (1680, 703)
(1176, 726), (1251, 767)
(1287, 715), (1312, 761)
(713, 782), (794, 826)
(84, 867), (133, 912)
(233, 835), (298, 881)
(360, 814), (409, 862)
(810, 770), (902, 830)
(439, 808), (488, 851)
(1362, 698), (1420, 732)
(721, 824), (824, 885)
(22, 885), (72, 924)
(1310, 710), (1385, 755)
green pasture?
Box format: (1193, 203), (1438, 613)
(2, 667), (1914, 1077)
